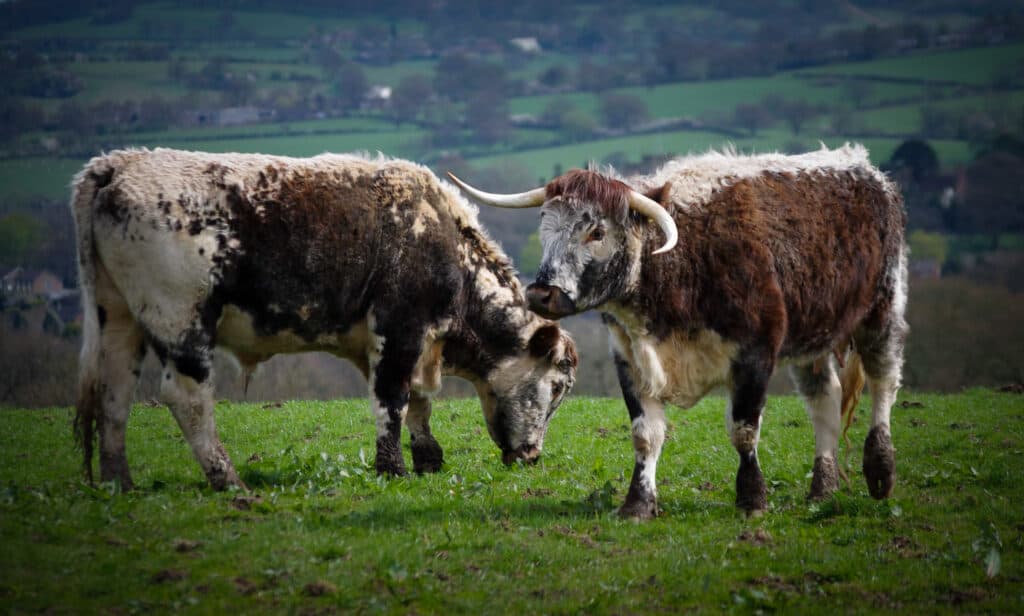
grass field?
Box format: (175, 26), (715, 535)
(2, 391), (1022, 613)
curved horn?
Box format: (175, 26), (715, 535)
(446, 172), (546, 209)
(628, 190), (678, 255)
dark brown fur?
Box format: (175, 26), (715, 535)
(631, 170), (904, 360)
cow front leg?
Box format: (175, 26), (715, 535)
(728, 355), (772, 516)
(614, 353), (665, 520)
(790, 361), (842, 500)
(368, 326), (426, 477)
(407, 392), (444, 473)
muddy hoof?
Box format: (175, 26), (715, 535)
(863, 426), (895, 499)
(736, 459), (767, 514)
(808, 455), (840, 501)
(411, 440), (444, 474)
(618, 496), (658, 521)
(375, 437), (408, 477)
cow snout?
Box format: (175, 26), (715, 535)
(526, 283), (577, 319)
(502, 446), (541, 466)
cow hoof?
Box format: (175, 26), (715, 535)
(736, 459), (767, 514)
(863, 426), (895, 499)
(375, 437), (407, 477)
(99, 452), (135, 491)
(808, 455), (840, 501)
(207, 467), (246, 492)
(618, 497), (658, 521)
(411, 440), (444, 474)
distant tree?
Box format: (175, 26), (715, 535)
(764, 96), (820, 135)
(538, 64), (572, 89)
(889, 139), (939, 183)
(391, 75), (434, 125)
(0, 97), (44, 141)
(331, 62), (368, 113)
(733, 102), (772, 136)
(434, 54), (507, 102)
(577, 59), (610, 93)
(961, 150), (1024, 247)
(541, 98), (575, 127)
(600, 93), (649, 131)
(907, 230), (949, 265)
(560, 110), (598, 142)
(0, 213), (44, 266)
(465, 92), (509, 145)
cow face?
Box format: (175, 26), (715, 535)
(476, 324), (577, 464)
(527, 202), (640, 318)
(446, 169), (677, 320)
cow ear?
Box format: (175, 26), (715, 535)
(528, 324), (561, 359)
(643, 182), (672, 207)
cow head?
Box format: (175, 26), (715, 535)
(475, 323), (577, 465)
(448, 170), (677, 318)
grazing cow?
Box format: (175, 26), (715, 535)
(71, 148), (576, 491)
(449, 144), (907, 518)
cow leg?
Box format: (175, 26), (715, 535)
(728, 355), (772, 515)
(160, 361), (244, 491)
(407, 392), (444, 473)
(857, 331), (905, 500)
(93, 273), (145, 490)
(368, 324), (426, 477)
(856, 255), (908, 500)
(790, 360), (842, 500)
(614, 353), (664, 520)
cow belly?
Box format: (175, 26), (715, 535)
(652, 329), (736, 408)
(216, 305), (370, 366)
(608, 319), (737, 408)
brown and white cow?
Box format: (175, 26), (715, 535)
(71, 148), (576, 491)
(449, 144), (907, 518)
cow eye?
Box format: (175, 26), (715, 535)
(586, 227), (605, 242)
(551, 382), (563, 398)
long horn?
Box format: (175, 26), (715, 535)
(628, 191), (678, 255)
(446, 172), (546, 208)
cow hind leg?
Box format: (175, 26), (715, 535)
(790, 361), (842, 500)
(92, 272), (145, 490)
(160, 359), (244, 491)
(856, 329), (904, 500)
(856, 263), (908, 500)
(407, 392), (444, 474)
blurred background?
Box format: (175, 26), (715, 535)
(1, 0), (1022, 406)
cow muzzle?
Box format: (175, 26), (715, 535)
(502, 445), (541, 466)
(526, 283), (577, 319)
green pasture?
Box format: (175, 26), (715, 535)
(796, 43), (1024, 85)
(1, 391), (1021, 613)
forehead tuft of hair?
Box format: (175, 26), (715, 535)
(545, 169), (631, 220)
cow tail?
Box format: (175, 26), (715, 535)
(838, 346), (866, 480)
(71, 155), (117, 484)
